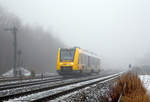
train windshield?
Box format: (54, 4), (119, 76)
(60, 49), (75, 61)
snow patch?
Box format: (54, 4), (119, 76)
(2, 67), (31, 77)
(139, 75), (150, 91)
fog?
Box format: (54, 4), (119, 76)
(0, 6), (64, 74)
(0, 0), (150, 72)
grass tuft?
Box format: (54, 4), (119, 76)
(110, 72), (150, 102)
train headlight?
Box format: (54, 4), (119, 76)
(70, 62), (73, 65)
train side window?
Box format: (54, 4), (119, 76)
(83, 54), (86, 65)
(79, 54), (81, 64)
(81, 54), (83, 64)
(85, 55), (87, 65)
(82, 54), (85, 65)
(81, 54), (87, 65)
(78, 55), (81, 64)
(88, 56), (91, 67)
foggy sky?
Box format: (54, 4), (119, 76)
(0, 0), (150, 69)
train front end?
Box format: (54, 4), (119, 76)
(56, 48), (80, 75)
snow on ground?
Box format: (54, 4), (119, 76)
(59, 80), (114, 102)
(2, 67), (31, 77)
(36, 72), (58, 77)
(6, 78), (105, 101)
(5, 76), (115, 102)
(139, 75), (150, 91)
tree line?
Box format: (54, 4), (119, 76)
(0, 6), (64, 74)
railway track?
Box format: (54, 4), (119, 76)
(0, 75), (63, 91)
(2, 72), (124, 102)
(0, 73), (101, 101)
(0, 74), (59, 83)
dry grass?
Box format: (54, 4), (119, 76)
(66, 72), (150, 102)
(110, 72), (150, 102)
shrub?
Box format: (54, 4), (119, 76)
(110, 72), (150, 102)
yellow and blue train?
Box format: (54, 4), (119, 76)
(56, 47), (101, 75)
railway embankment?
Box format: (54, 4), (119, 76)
(63, 72), (150, 102)
(63, 77), (114, 102)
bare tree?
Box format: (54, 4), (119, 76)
(0, 6), (65, 75)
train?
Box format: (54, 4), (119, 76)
(56, 47), (101, 76)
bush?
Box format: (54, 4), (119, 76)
(110, 72), (150, 102)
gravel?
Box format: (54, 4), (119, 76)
(56, 80), (114, 102)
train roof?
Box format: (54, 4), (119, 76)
(60, 47), (100, 59)
(78, 48), (100, 59)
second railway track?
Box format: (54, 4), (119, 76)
(0, 75), (63, 91)
(0, 74), (59, 83)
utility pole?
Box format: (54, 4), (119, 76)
(4, 26), (18, 77)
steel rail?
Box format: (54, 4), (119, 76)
(31, 72), (122, 102)
(0, 74), (59, 83)
(0, 76), (63, 91)
(5, 72), (124, 102)
(0, 74), (104, 101)
(0, 73), (122, 101)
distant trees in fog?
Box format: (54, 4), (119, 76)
(0, 6), (64, 74)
